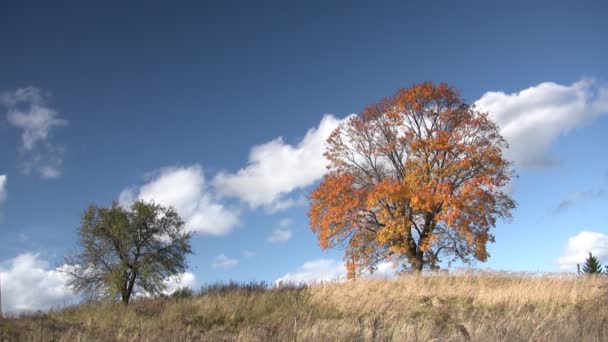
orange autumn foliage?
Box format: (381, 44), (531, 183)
(308, 82), (515, 277)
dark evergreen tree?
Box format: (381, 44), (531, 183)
(582, 252), (603, 275)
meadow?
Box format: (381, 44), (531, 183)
(1, 271), (607, 341)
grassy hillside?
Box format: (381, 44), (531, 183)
(1, 272), (607, 341)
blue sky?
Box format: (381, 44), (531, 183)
(1, 0), (608, 312)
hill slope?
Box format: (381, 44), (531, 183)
(1, 272), (607, 341)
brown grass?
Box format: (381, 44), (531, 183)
(1, 272), (607, 341)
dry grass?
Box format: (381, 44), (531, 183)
(1, 272), (607, 341)
(311, 272), (608, 341)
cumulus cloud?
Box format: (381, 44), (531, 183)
(1, 86), (68, 179)
(475, 79), (608, 168)
(211, 254), (239, 269)
(0, 253), (77, 313)
(119, 165), (240, 235)
(267, 218), (293, 243)
(161, 272), (196, 295)
(213, 115), (347, 211)
(557, 231), (608, 270)
(276, 259), (398, 284)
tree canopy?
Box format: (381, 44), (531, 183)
(308, 82), (516, 277)
(66, 201), (192, 304)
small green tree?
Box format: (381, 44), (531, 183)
(582, 252), (603, 275)
(66, 201), (192, 305)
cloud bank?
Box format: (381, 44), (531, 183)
(119, 165), (240, 235)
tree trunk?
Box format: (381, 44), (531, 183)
(412, 252), (424, 272)
(122, 270), (137, 306)
(121, 276), (130, 305)
(406, 234), (424, 272)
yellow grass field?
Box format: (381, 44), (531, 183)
(1, 272), (607, 341)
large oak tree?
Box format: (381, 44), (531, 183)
(309, 82), (515, 277)
(66, 201), (192, 305)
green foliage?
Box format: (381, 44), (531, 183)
(66, 201), (192, 305)
(582, 252), (604, 275)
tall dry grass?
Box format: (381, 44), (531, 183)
(311, 272), (608, 341)
(1, 272), (607, 341)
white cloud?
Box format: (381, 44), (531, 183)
(372, 262), (400, 280)
(2, 87), (68, 179)
(276, 259), (398, 284)
(119, 165), (240, 236)
(7, 105), (67, 151)
(0, 86), (45, 107)
(0, 253), (77, 313)
(557, 231), (608, 270)
(475, 79), (608, 168)
(267, 218), (294, 243)
(213, 115), (347, 210)
(211, 254), (239, 269)
(161, 272), (196, 295)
